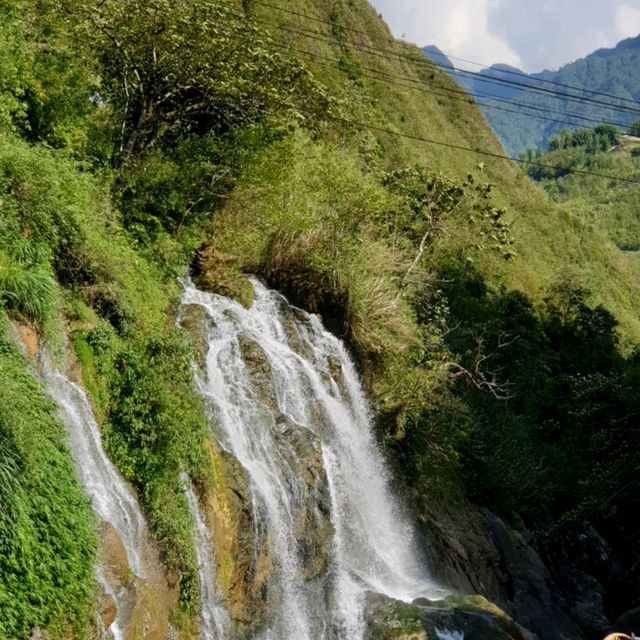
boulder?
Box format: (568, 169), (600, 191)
(365, 592), (535, 640)
(419, 504), (580, 639)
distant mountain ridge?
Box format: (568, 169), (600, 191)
(423, 35), (640, 155)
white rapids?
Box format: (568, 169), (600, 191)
(180, 278), (444, 639)
(39, 356), (150, 639)
(182, 473), (231, 639)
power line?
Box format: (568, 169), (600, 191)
(244, 14), (640, 183)
(254, 0), (640, 112)
(15, 0), (638, 183)
(259, 13), (640, 117)
(303, 110), (640, 186)
(414, 50), (640, 110)
(472, 90), (632, 130)
(256, 0), (640, 109)
(252, 4), (640, 118)
(270, 41), (634, 133)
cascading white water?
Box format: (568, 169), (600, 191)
(182, 473), (231, 639)
(180, 278), (444, 639)
(39, 356), (150, 639)
(435, 629), (465, 640)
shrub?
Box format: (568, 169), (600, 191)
(80, 322), (210, 608)
(0, 324), (97, 638)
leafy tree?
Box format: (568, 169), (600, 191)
(549, 125), (620, 154)
(0, 0), (31, 129)
(61, 0), (332, 161)
(382, 164), (516, 289)
(629, 119), (640, 137)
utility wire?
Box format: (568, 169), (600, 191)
(270, 41), (635, 132)
(401, 49), (640, 110)
(299, 109), (640, 185)
(255, 0), (640, 109)
(258, 13), (640, 117)
(242, 13), (640, 184)
(254, 0), (640, 111)
(252, 5), (640, 117)
(17, 0), (638, 183)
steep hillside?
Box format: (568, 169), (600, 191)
(0, 1), (639, 638)
(256, 2), (640, 345)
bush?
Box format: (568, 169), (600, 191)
(629, 119), (640, 138)
(0, 247), (59, 324)
(0, 324), (97, 639)
(79, 322), (210, 609)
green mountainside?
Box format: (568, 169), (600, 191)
(0, 0), (639, 637)
(425, 35), (640, 155)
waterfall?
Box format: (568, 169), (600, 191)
(180, 278), (443, 639)
(38, 356), (150, 639)
(182, 473), (231, 639)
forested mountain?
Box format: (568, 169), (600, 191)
(424, 35), (640, 154)
(1, 1), (639, 639)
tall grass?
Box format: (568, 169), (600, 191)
(0, 249), (59, 325)
(0, 323), (97, 639)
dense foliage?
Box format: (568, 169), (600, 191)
(63, 0), (332, 161)
(0, 328), (97, 639)
(523, 125), (640, 255)
(1, 0), (640, 634)
(436, 267), (639, 525)
(76, 323), (211, 609)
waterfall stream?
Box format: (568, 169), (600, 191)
(180, 279), (443, 639)
(39, 356), (150, 639)
(182, 473), (231, 639)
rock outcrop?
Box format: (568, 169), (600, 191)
(419, 502), (636, 640)
(365, 592), (534, 640)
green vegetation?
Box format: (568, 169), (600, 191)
(429, 265), (640, 526)
(629, 119), (640, 138)
(1, 0), (640, 634)
(77, 323), (211, 609)
(524, 125), (640, 255)
(0, 324), (97, 639)
(434, 127), (637, 541)
(463, 35), (640, 154)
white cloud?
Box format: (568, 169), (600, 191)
(615, 4), (640, 42)
(369, 0), (640, 72)
(370, 0), (522, 69)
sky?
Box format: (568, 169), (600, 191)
(368, 0), (640, 72)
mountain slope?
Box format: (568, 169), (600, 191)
(1, 1), (639, 637)
(424, 34), (640, 154)
(260, 4), (640, 344)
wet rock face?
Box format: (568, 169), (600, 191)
(100, 522), (178, 640)
(612, 607), (640, 636)
(365, 593), (534, 640)
(545, 523), (612, 638)
(235, 334), (335, 613)
(179, 303), (215, 371)
(15, 322), (39, 359)
(203, 439), (271, 632)
(418, 503), (638, 640)
(278, 414), (334, 582)
(420, 504), (580, 640)
(238, 336), (276, 410)
(97, 586), (117, 633)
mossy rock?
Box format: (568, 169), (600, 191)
(192, 244), (254, 308)
(365, 592), (534, 640)
(178, 303), (214, 371)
